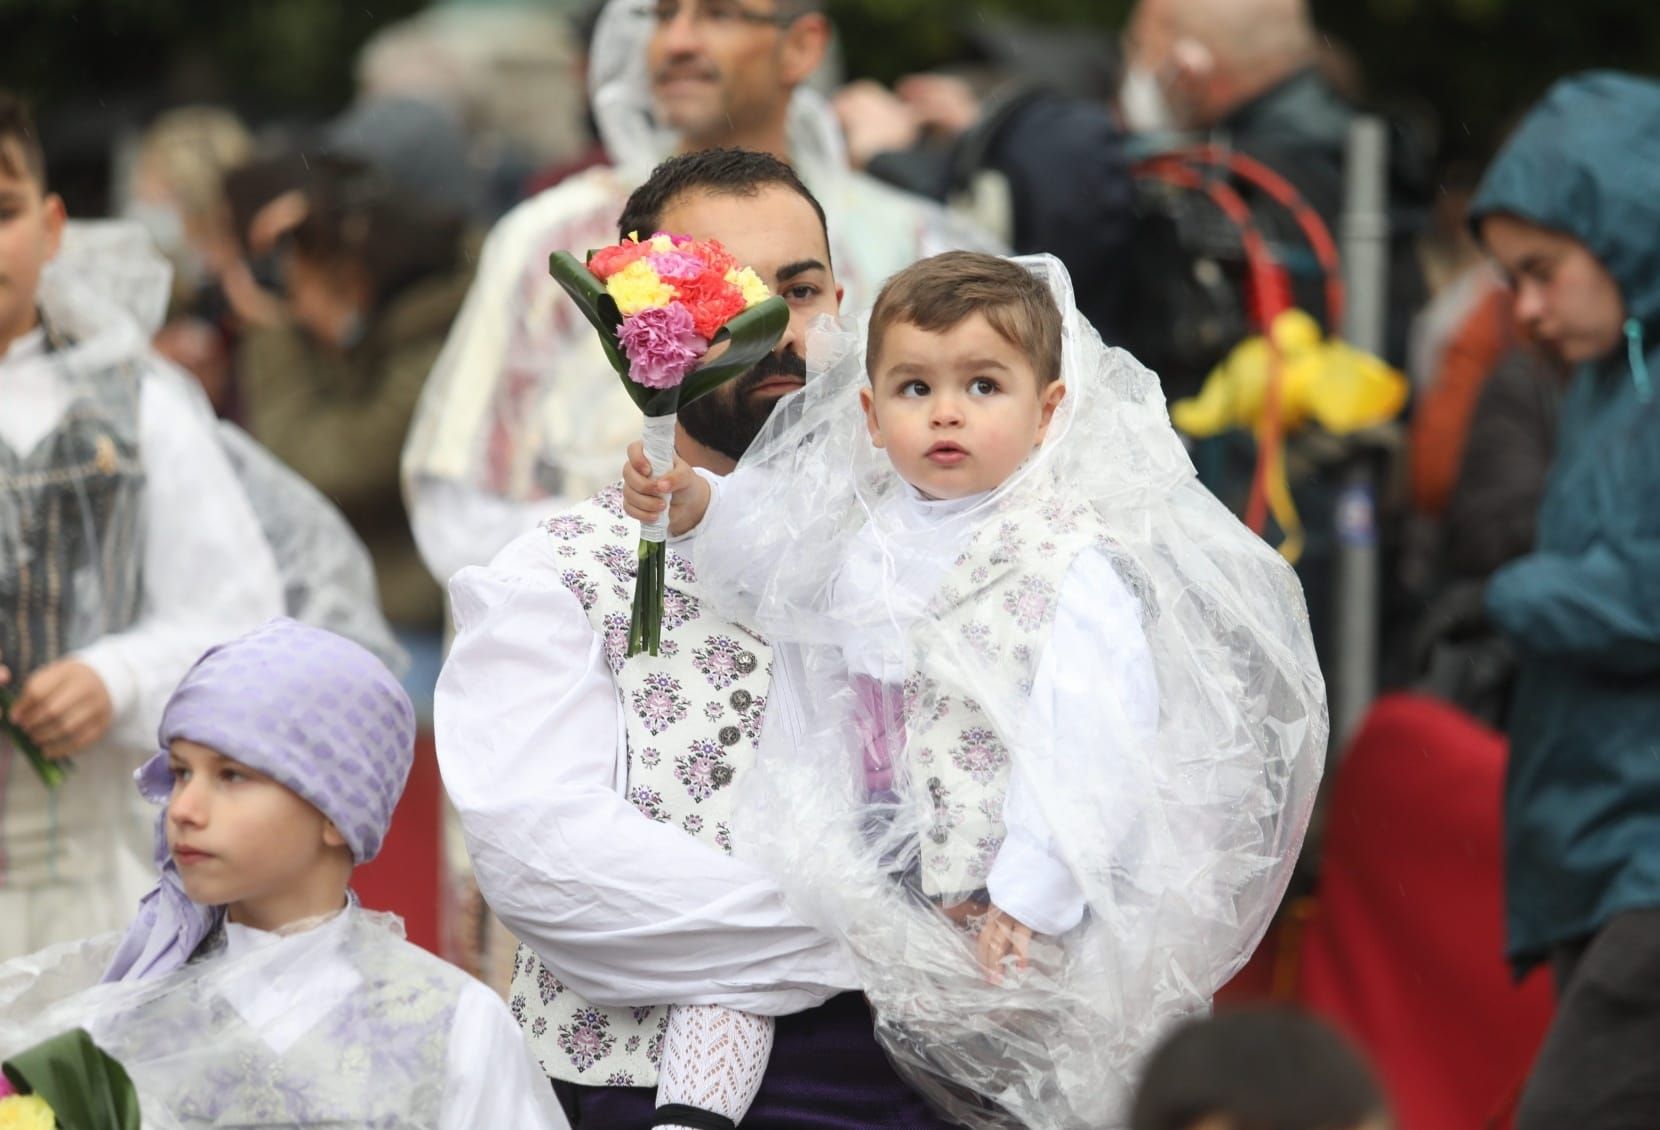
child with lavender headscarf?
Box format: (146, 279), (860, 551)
(0, 618), (569, 1129)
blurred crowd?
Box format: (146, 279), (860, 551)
(52, 0), (1546, 731)
(8, 0), (1659, 1125)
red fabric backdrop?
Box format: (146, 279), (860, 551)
(1295, 693), (1555, 1129)
(352, 729), (444, 954)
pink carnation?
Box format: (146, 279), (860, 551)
(619, 303), (707, 390)
(648, 251), (707, 281)
(0, 1076), (15, 1097)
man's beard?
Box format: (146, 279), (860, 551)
(678, 349), (807, 462)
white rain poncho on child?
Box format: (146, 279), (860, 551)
(691, 255), (1326, 1128)
(0, 223), (400, 955)
(0, 908), (566, 1129)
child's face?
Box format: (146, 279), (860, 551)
(1481, 212), (1627, 365)
(862, 312), (1065, 500)
(165, 739), (349, 927)
(0, 145), (64, 348)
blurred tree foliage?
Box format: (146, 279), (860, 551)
(0, 0), (426, 115)
(1, 0), (1656, 168)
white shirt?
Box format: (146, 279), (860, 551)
(436, 523), (860, 1016)
(217, 914), (568, 1130)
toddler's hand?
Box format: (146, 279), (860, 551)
(622, 442), (710, 538)
(7, 659), (113, 760)
(976, 904), (1035, 985)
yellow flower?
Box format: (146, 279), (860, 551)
(725, 266), (772, 309)
(649, 234), (676, 252)
(0, 1094), (55, 1130)
(606, 260), (676, 316)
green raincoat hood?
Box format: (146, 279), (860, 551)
(1471, 71), (1660, 336)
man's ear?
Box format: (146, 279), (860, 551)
(41, 193), (66, 260)
(860, 385), (885, 448)
(778, 13), (831, 89)
(1034, 381), (1067, 443)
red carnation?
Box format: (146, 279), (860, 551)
(588, 239), (651, 281)
(684, 238), (737, 277)
(675, 267), (749, 340)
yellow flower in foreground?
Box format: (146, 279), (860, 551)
(725, 266), (772, 308)
(606, 260), (676, 316)
(649, 234), (676, 252)
(0, 1094), (55, 1130)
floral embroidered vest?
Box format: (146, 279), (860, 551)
(899, 495), (1110, 901)
(113, 923), (455, 1125)
(508, 485), (772, 1088)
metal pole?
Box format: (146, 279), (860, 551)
(1334, 117), (1390, 745)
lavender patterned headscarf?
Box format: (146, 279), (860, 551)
(102, 618), (416, 983)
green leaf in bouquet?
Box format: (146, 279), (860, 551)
(548, 250), (639, 406)
(3, 1027), (142, 1130)
(0, 684), (68, 790)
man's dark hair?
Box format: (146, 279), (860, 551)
(616, 147), (828, 251)
(1132, 1009), (1388, 1130)
(0, 90), (47, 188)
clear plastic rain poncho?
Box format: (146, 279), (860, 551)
(692, 255), (1326, 1128)
(25, 221), (405, 673)
(0, 911), (518, 1128)
(0, 224), (159, 680)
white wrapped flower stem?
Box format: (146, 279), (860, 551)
(629, 413), (679, 656)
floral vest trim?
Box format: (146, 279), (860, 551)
(509, 485), (772, 1088)
(902, 495), (1107, 900)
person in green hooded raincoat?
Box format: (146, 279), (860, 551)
(1468, 71), (1660, 1129)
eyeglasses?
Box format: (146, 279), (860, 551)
(638, 0), (795, 29)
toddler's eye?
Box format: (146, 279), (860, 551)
(970, 378), (1000, 396)
(899, 380), (930, 398)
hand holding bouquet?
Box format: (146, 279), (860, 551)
(550, 232), (788, 656)
(0, 682), (67, 791)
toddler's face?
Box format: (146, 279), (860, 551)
(862, 313), (1065, 500)
(165, 739), (344, 925)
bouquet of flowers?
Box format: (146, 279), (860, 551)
(0, 685), (66, 790)
(550, 232), (788, 656)
(0, 1028), (140, 1130)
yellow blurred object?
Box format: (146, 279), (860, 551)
(1171, 309), (1408, 437)
(0, 1095), (54, 1130)
(1170, 310), (1408, 564)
